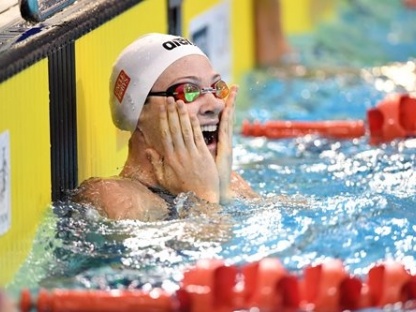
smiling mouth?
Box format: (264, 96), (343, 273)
(201, 124), (218, 146)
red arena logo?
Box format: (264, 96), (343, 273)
(114, 70), (131, 103)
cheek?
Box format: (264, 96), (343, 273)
(185, 104), (200, 119)
(145, 121), (161, 140)
(143, 123), (165, 154)
(138, 110), (164, 150)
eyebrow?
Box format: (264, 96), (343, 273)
(169, 74), (222, 85)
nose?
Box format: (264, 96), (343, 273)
(198, 92), (224, 117)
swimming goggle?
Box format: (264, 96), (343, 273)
(148, 80), (229, 103)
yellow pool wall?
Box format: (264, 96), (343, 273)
(0, 61), (51, 285)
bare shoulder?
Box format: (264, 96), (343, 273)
(230, 171), (261, 200)
(71, 177), (169, 221)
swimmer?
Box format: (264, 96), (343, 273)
(254, 0), (293, 67)
(72, 33), (259, 221)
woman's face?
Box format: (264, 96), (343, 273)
(139, 55), (226, 158)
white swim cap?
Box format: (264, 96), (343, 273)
(110, 33), (208, 131)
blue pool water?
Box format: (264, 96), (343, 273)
(7, 1), (416, 308)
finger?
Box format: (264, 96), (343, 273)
(227, 84), (238, 108)
(159, 101), (174, 155)
(190, 114), (208, 150)
(228, 85), (237, 139)
(219, 85), (237, 141)
(177, 100), (196, 150)
(226, 84), (237, 124)
(166, 97), (185, 150)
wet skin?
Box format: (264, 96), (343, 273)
(73, 55), (258, 221)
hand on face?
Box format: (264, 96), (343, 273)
(146, 97), (220, 203)
(216, 85), (238, 203)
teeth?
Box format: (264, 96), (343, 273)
(201, 124), (217, 132)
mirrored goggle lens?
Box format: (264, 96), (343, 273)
(213, 80), (229, 99)
(172, 80), (229, 103)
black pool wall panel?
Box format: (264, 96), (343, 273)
(48, 43), (78, 201)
